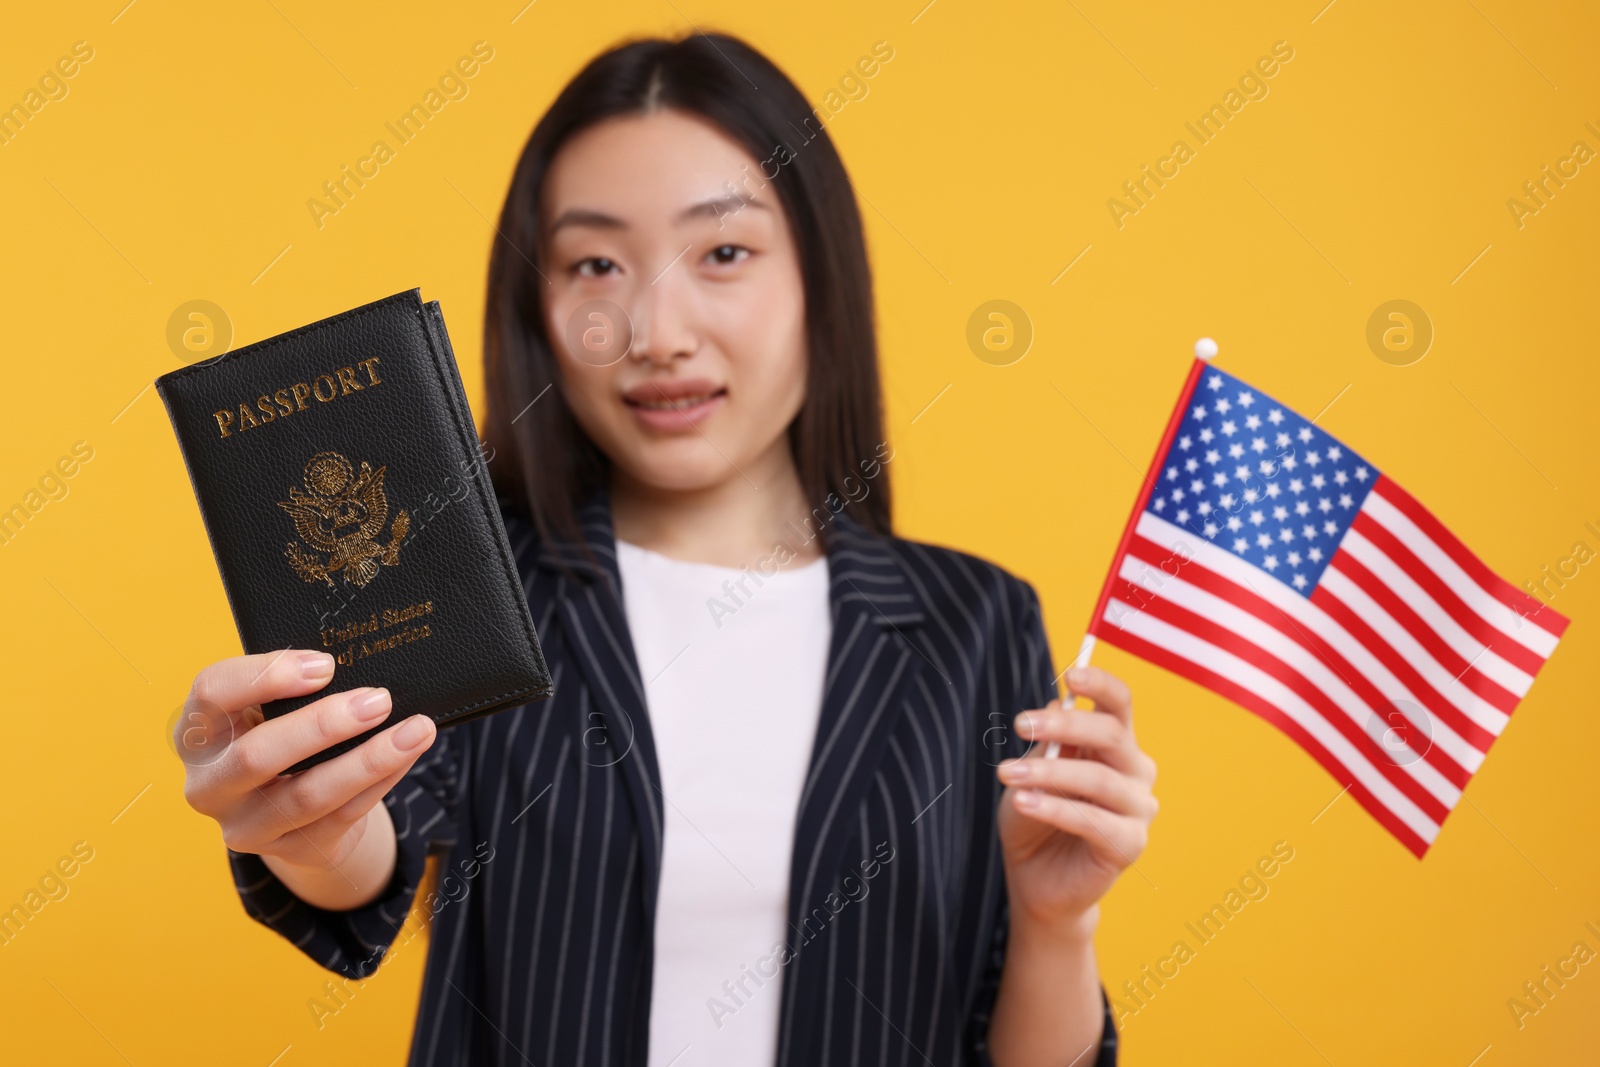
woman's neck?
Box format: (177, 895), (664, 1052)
(609, 444), (824, 570)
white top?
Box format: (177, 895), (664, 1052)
(616, 539), (831, 1067)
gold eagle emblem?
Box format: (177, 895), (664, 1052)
(278, 451), (409, 588)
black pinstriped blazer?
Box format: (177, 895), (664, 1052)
(229, 489), (1118, 1066)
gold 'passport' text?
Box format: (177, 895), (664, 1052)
(212, 357), (384, 439)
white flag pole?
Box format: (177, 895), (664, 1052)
(1044, 633), (1098, 759)
(1042, 337), (1219, 760)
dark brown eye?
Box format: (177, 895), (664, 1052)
(576, 257), (618, 277)
(707, 244), (748, 265)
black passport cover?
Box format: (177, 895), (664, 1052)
(155, 288), (552, 774)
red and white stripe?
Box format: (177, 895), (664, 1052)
(1089, 477), (1568, 858)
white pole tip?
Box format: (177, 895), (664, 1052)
(1194, 337), (1219, 361)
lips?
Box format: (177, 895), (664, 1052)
(628, 392), (721, 411)
(622, 378), (726, 430)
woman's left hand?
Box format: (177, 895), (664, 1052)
(996, 666), (1158, 933)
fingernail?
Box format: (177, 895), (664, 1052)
(1067, 668), (1087, 686)
(394, 715), (432, 750)
(1002, 760), (1031, 781)
(350, 687), (391, 721)
(1015, 713), (1035, 736)
(299, 650), (335, 680)
(1016, 789), (1041, 810)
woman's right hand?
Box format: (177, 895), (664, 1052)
(175, 649), (437, 910)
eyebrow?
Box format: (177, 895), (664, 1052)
(680, 193), (770, 223)
(547, 194), (771, 236)
(546, 208), (624, 235)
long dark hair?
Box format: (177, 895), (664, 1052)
(482, 31), (891, 554)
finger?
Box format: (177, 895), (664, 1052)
(172, 701), (249, 769)
(215, 686), (398, 794)
(178, 652), (335, 768)
(256, 802), (382, 870)
(1064, 666), (1133, 725)
(228, 714), (435, 849)
(999, 756), (1157, 819)
(251, 760), (411, 866)
(1014, 705), (1152, 778)
(1012, 789), (1150, 865)
(189, 650), (337, 719)
(322, 759), (415, 828)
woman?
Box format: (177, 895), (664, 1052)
(179, 32), (1156, 1067)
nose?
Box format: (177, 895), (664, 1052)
(628, 247), (699, 366)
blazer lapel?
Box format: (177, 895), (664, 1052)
(786, 510), (928, 929)
(533, 490), (666, 924)
(530, 491), (930, 951)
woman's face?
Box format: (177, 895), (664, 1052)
(538, 108), (808, 494)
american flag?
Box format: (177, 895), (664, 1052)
(1088, 358), (1569, 856)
